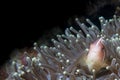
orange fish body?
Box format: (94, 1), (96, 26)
(86, 38), (108, 72)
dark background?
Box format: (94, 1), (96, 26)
(1, 0), (118, 66)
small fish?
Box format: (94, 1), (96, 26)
(86, 38), (108, 72)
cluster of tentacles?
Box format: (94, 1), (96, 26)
(2, 15), (120, 80)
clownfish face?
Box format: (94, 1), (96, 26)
(86, 38), (107, 72)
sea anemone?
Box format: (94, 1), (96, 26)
(1, 15), (120, 80)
